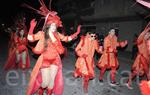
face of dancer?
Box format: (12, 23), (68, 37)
(109, 29), (115, 37)
(49, 23), (57, 32)
(20, 29), (24, 37)
(90, 33), (96, 40)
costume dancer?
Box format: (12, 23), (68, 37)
(97, 29), (127, 86)
(140, 25), (150, 95)
(4, 15), (30, 70)
(74, 32), (101, 95)
(25, 0), (81, 95)
(126, 24), (150, 89)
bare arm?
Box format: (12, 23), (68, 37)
(137, 26), (150, 44)
(58, 25), (81, 42)
(117, 40), (128, 47)
(57, 32), (70, 42)
(28, 31), (43, 42)
(27, 19), (43, 42)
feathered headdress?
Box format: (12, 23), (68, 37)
(22, 0), (62, 28)
(14, 13), (27, 31)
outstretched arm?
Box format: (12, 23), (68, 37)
(117, 40), (128, 47)
(136, 0), (150, 8)
(27, 19), (43, 42)
(137, 24), (150, 45)
(58, 25), (81, 42)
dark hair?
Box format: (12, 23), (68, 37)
(86, 31), (96, 35)
(43, 25), (50, 49)
(109, 28), (119, 37)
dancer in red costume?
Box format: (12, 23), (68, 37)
(138, 23), (150, 95)
(4, 15), (30, 70)
(74, 32), (102, 95)
(25, 0), (81, 95)
(135, 0), (150, 93)
(97, 29), (128, 86)
(126, 24), (150, 89)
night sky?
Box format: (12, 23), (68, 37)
(0, 0), (59, 25)
(0, 0), (22, 19)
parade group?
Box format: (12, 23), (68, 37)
(2, 0), (150, 95)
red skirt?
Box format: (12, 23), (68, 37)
(41, 55), (61, 68)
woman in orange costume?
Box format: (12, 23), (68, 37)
(74, 32), (101, 95)
(140, 26), (150, 95)
(126, 25), (150, 89)
(97, 29), (127, 85)
(25, 1), (81, 94)
(4, 17), (30, 70)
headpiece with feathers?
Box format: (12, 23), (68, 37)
(22, 0), (62, 29)
(14, 13), (27, 32)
